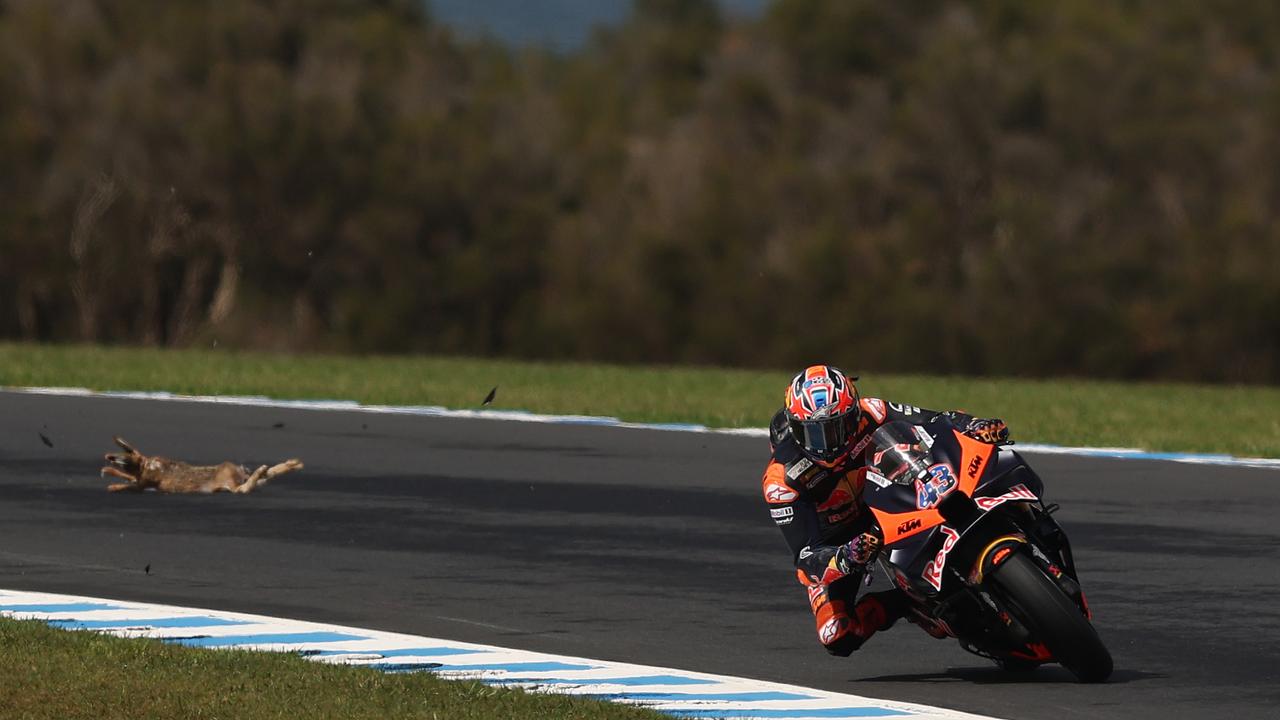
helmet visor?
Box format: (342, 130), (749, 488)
(792, 413), (854, 458)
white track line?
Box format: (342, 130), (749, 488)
(7, 386), (1279, 469)
(1, 589), (1003, 720)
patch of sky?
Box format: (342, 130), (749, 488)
(425, 0), (769, 50)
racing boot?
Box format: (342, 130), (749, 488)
(808, 577), (909, 657)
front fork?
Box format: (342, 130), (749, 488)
(942, 504), (1090, 650)
(1015, 503), (1091, 619)
(889, 502), (1090, 645)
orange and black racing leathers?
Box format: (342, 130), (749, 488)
(761, 396), (987, 656)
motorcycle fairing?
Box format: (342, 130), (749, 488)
(868, 428), (995, 545)
(973, 449), (1045, 501)
(858, 422), (1105, 674)
(867, 424), (1048, 598)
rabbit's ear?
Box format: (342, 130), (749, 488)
(113, 437), (140, 455)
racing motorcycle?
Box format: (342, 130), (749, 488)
(863, 418), (1112, 682)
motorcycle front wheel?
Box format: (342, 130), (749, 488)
(989, 552), (1113, 682)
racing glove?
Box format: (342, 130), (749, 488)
(963, 417), (1011, 445)
(834, 532), (883, 575)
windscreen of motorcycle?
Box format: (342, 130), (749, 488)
(865, 422), (935, 485)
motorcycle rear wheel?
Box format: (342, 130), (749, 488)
(995, 657), (1041, 673)
(989, 552), (1113, 682)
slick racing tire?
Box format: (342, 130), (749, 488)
(990, 552), (1113, 683)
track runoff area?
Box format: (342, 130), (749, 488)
(1, 387), (1278, 720)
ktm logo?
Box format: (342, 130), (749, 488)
(967, 455), (984, 479)
(898, 518), (922, 533)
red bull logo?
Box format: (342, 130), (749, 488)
(817, 487), (854, 512)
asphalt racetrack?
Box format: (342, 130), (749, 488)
(2, 390), (1278, 719)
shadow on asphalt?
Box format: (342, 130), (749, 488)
(856, 667), (1165, 684)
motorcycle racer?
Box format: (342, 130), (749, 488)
(762, 365), (1010, 656)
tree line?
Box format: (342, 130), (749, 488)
(2, 0), (1277, 382)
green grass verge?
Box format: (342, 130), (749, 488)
(2, 342), (1278, 458)
(0, 617), (667, 720)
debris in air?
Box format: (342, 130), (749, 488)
(272, 422), (285, 429)
(482, 386), (498, 406)
(39, 430), (53, 448)
(144, 564), (151, 575)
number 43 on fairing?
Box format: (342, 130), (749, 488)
(917, 464), (958, 509)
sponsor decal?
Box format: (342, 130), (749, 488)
(912, 425), (935, 448)
(897, 518), (922, 534)
(805, 584), (826, 604)
(786, 457), (813, 480)
(922, 525), (961, 591)
(889, 402), (921, 416)
(842, 433), (874, 465)
(861, 397), (887, 423)
(765, 482), (798, 504)
(798, 546), (814, 560)
(967, 455), (984, 479)
(820, 559), (845, 585)
(817, 486), (854, 513)
(819, 617), (844, 644)
(865, 470), (891, 488)
(803, 471), (829, 489)
(915, 464), (958, 509)
(974, 483), (1038, 511)
(770, 506), (794, 525)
